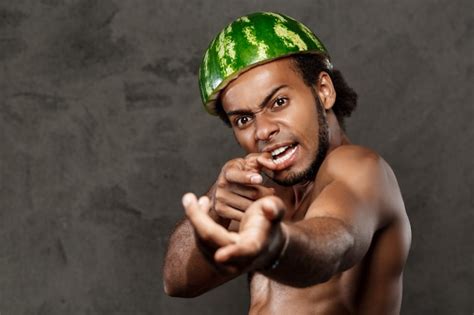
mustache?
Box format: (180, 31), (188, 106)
(257, 134), (296, 152)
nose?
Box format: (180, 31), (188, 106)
(254, 114), (279, 142)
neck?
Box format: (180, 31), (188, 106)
(327, 111), (351, 153)
(291, 112), (350, 207)
(291, 180), (314, 207)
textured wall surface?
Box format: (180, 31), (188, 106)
(0, 0), (472, 314)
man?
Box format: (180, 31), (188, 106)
(163, 12), (411, 314)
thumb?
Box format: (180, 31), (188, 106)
(260, 197), (285, 222)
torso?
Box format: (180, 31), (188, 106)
(248, 145), (411, 315)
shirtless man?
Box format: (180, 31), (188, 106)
(163, 12), (411, 314)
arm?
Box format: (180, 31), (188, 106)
(214, 149), (400, 287)
(163, 154), (274, 297)
(263, 178), (377, 287)
(163, 216), (238, 297)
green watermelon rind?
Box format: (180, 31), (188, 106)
(198, 12), (331, 115)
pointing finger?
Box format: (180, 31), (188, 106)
(183, 193), (238, 246)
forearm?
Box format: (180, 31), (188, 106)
(163, 218), (237, 297)
(263, 217), (356, 287)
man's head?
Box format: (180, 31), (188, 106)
(199, 12), (358, 185)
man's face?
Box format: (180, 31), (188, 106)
(220, 58), (329, 186)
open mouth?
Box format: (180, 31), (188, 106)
(271, 144), (298, 165)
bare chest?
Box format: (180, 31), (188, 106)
(248, 272), (355, 315)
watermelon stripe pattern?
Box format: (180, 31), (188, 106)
(199, 12), (331, 115)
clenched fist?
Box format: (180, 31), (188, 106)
(211, 152), (276, 222)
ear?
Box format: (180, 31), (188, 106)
(316, 71), (336, 110)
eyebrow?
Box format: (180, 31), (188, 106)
(225, 84), (288, 117)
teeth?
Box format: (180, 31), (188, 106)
(273, 146), (297, 164)
(271, 145), (289, 157)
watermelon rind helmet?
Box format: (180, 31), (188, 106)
(198, 11), (332, 115)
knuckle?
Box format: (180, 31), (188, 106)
(234, 157), (245, 164)
(214, 205), (224, 216)
(214, 200), (223, 210)
(223, 169), (234, 181)
(223, 160), (234, 170)
(215, 192), (229, 206)
(214, 189), (223, 200)
(215, 204), (232, 218)
(226, 158), (244, 169)
(216, 180), (227, 189)
(249, 190), (260, 200)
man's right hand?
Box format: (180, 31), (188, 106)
(212, 153), (276, 222)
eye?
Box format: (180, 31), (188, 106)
(273, 97), (288, 108)
(235, 115), (253, 128)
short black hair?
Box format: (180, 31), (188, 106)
(214, 53), (358, 130)
(291, 53), (358, 130)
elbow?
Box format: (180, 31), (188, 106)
(162, 253), (209, 298)
(163, 279), (192, 298)
(163, 270), (203, 298)
(162, 268), (176, 296)
(163, 272), (189, 298)
(163, 265), (184, 297)
(164, 285), (187, 298)
(163, 278), (181, 297)
(163, 283), (203, 298)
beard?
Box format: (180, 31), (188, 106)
(271, 91), (329, 187)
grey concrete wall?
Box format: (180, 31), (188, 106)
(0, 0), (471, 314)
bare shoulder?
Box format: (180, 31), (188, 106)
(317, 144), (408, 224)
(323, 144), (386, 177)
(321, 145), (394, 190)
